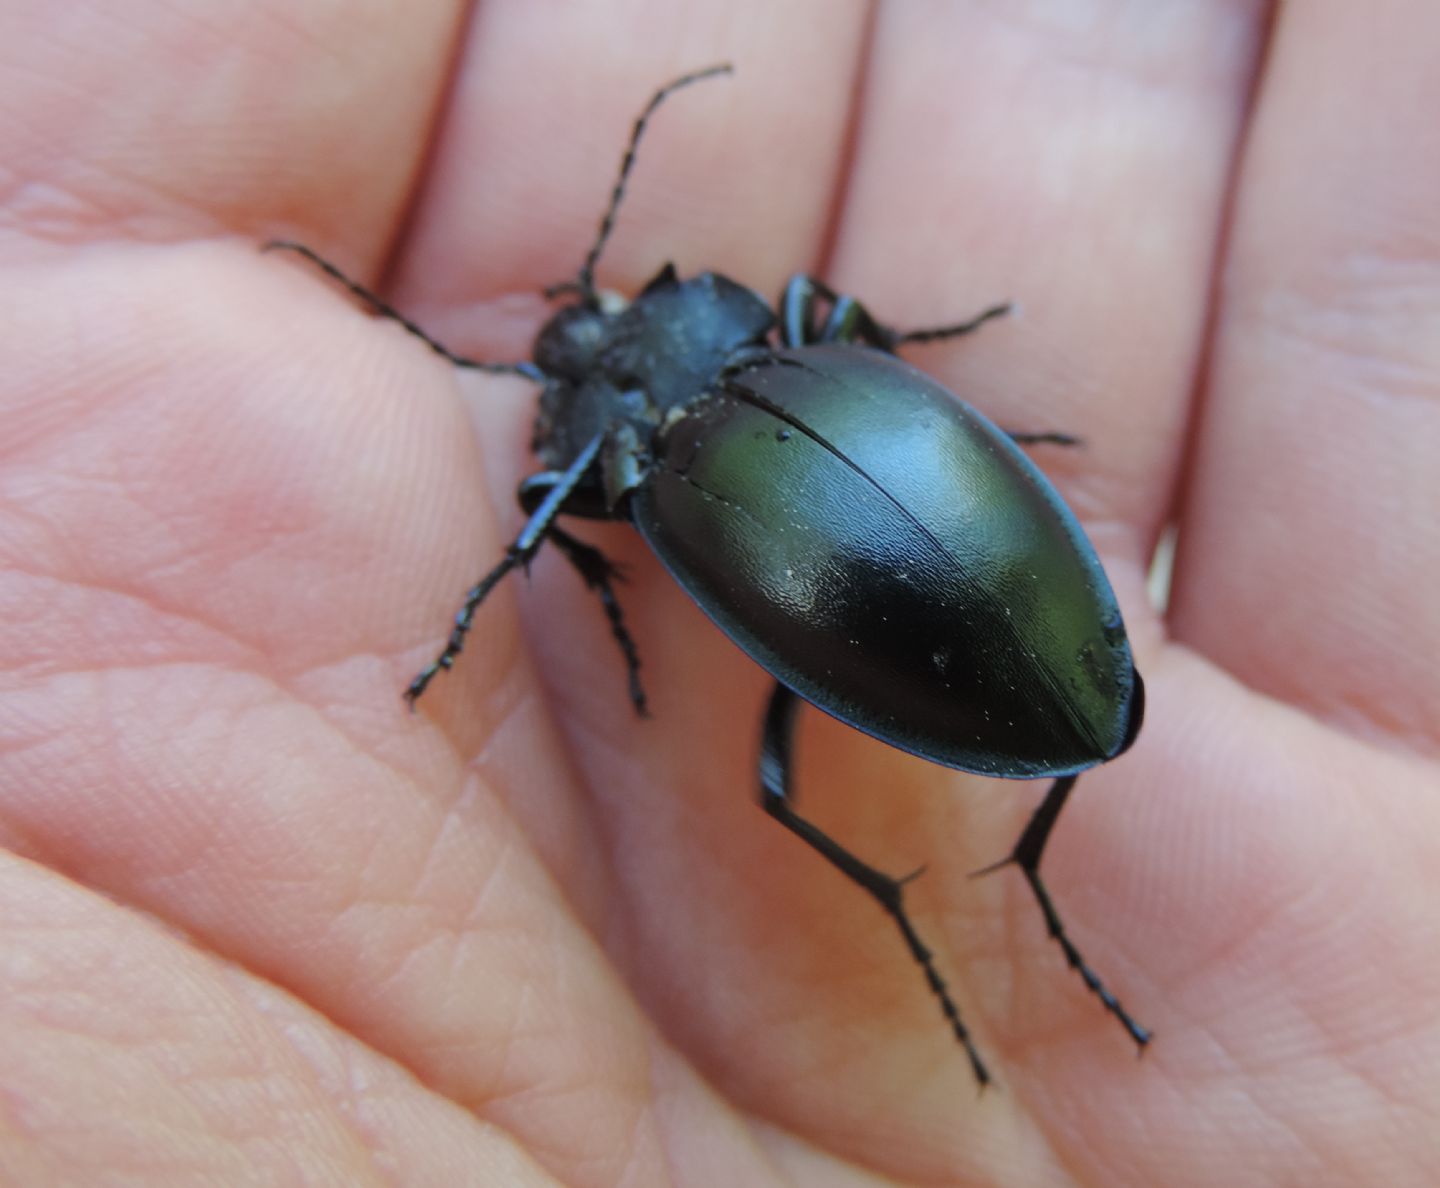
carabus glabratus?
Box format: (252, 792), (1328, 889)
(268, 63), (1148, 1086)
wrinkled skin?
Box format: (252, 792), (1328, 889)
(2, 3), (1438, 1185)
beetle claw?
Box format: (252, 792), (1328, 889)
(967, 854), (1016, 879)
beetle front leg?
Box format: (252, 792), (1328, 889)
(976, 775), (1152, 1050)
(405, 434), (604, 704)
(779, 274), (1011, 352)
(779, 275), (895, 349)
(759, 683), (992, 1086)
(889, 301), (1011, 347)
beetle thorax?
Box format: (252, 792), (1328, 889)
(531, 266), (776, 472)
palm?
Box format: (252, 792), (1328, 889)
(3, 5), (1436, 1185)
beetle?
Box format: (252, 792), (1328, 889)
(268, 64), (1148, 1086)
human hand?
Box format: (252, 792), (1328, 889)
(2, 4), (1436, 1185)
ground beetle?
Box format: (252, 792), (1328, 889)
(268, 64), (1148, 1086)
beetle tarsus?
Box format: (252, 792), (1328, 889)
(405, 548), (526, 704)
(893, 302), (1011, 346)
(760, 683), (992, 1086)
(406, 436), (606, 706)
(987, 774), (1151, 1049)
(1006, 430), (1082, 448)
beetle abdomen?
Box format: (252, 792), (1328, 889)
(630, 344), (1140, 778)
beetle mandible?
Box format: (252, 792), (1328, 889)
(268, 64), (1148, 1087)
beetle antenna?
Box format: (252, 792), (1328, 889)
(264, 241), (542, 380)
(568, 63), (734, 303)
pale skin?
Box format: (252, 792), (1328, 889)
(1, 2), (1438, 1185)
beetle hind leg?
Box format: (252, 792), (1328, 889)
(977, 775), (1152, 1050)
(759, 683), (991, 1086)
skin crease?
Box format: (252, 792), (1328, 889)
(1, 0), (1438, 1184)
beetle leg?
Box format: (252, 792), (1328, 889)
(979, 776), (1152, 1050)
(263, 241), (542, 381)
(889, 302), (1010, 347)
(777, 275), (823, 346)
(546, 526), (649, 717)
(779, 275), (894, 348)
(759, 682), (992, 1086)
(405, 434), (604, 704)
(1006, 430), (1082, 448)
(817, 295), (888, 348)
(779, 273), (1011, 353)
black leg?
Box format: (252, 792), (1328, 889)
(890, 302), (1010, 346)
(759, 683), (991, 1086)
(1006, 430), (1082, 447)
(779, 275), (897, 349)
(777, 286), (1071, 447)
(975, 775), (1151, 1049)
(778, 275), (820, 346)
(778, 274), (1010, 352)
(546, 526), (649, 717)
(816, 294), (888, 348)
(263, 241), (543, 381)
(405, 434), (604, 704)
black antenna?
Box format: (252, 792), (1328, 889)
(569, 63), (733, 302)
(263, 241), (541, 380)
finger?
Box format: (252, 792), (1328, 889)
(834, 5), (1270, 573)
(0, 1), (464, 257)
(388, 2), (868, 355)
(780, 6), (1278, 1170)
(1170, 0), (1440, 743)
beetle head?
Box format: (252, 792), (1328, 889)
(533, 293), (629, 382)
